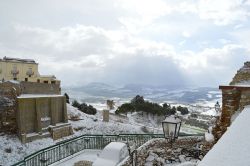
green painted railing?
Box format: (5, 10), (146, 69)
(12, 133), (202, 166)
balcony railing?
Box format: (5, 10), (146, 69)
(12, 133), (202, 166)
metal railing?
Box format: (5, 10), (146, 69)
(12, 133), (201, 166)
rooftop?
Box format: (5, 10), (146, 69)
(0, 56), (36, 64)
(199, 106), (250, 166)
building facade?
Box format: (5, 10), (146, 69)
(0, 57), (60, 84)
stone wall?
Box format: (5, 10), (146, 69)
(211, 61), (250, 142)
(0, 82), (19, 133)
(121, 137), (210, 166)
(50, 124), (73, 140)
(20, 81), (61, 94)
(17, 95), (72, 143)
(212, 86), (250, 142)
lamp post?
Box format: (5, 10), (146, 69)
(162, 115), (182, 147)
(215, 101), (221, 116)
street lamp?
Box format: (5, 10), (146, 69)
(162, 115), (182, 147)
(215, 101), (221, 115)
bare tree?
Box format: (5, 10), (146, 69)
(106, 100), (115, 110)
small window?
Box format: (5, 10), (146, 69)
(51, 81), (56, 84)
(37, 79), (40, 83)
(13, 78), (17, 80)
(25, 78), (28, 81)
(44, 81), (48, 84)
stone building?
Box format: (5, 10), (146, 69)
(213, 61), (250, 141)
(0, 56), (60, 84)
(0, 57), (72, 143)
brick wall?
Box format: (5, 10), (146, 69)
(213, 86), (250, 141)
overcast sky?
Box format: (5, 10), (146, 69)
(0, 0), (250, 87)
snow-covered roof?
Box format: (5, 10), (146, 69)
(93, 142), (128, 166)
(6, 80), (20, 84)
(199, 105), (250, 166)
(163, 115), (181, 123)
(18, 94), (64, 98)
(1, 56), (36, 64)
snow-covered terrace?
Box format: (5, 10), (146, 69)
(199, 106), (250, 166)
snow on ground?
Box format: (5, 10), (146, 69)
(0, 103), (207, 166)
(67, 104), (142, 135)
(199, 105), (250, 166)
(52, 150), (101, 166)
(0, 134), (55, 166)
(0, 104), (143, 166)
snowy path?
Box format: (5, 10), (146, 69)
(51, 149), (101, 166)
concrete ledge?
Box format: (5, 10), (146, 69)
(219, 85), (250, 90)
(49, 123), (73, 140)
(24, 132), (52, 143)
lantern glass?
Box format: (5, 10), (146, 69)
(162, 115), (181, 141)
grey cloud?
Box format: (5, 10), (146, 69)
(0, 0), (250, 87)
(95, 54), (189, 86)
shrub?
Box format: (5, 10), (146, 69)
(72, 100), (80, 108)
(177, 106), (189, 115)
(115, 103), (134, 114)
(131, 95), (145, 105)
(72, 100), (97, 115)
(115, 96), (189, 117)
(79, 103), (97, 115)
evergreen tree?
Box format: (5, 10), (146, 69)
(64, 93), (70, 104)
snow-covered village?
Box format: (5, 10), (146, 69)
(1, 1), (250, 166)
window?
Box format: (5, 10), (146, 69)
(37, 79), (40, 83)
(44, 81), (48, 83)
(51, 81), (56, 84)
(27, 67), (33, 77)
(25, 78), (28, 81)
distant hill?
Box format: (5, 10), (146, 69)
(63, 82), (221, 104)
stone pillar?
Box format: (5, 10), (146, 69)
(20, 133), (27, 144)
(35, 98), (42, 133)
(103, 109), (109, 122)
(17, 98), (26, 136)
(220, 88), (241, 127)
(62, 96), (68, 123)
(50, 98), (57, 126)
